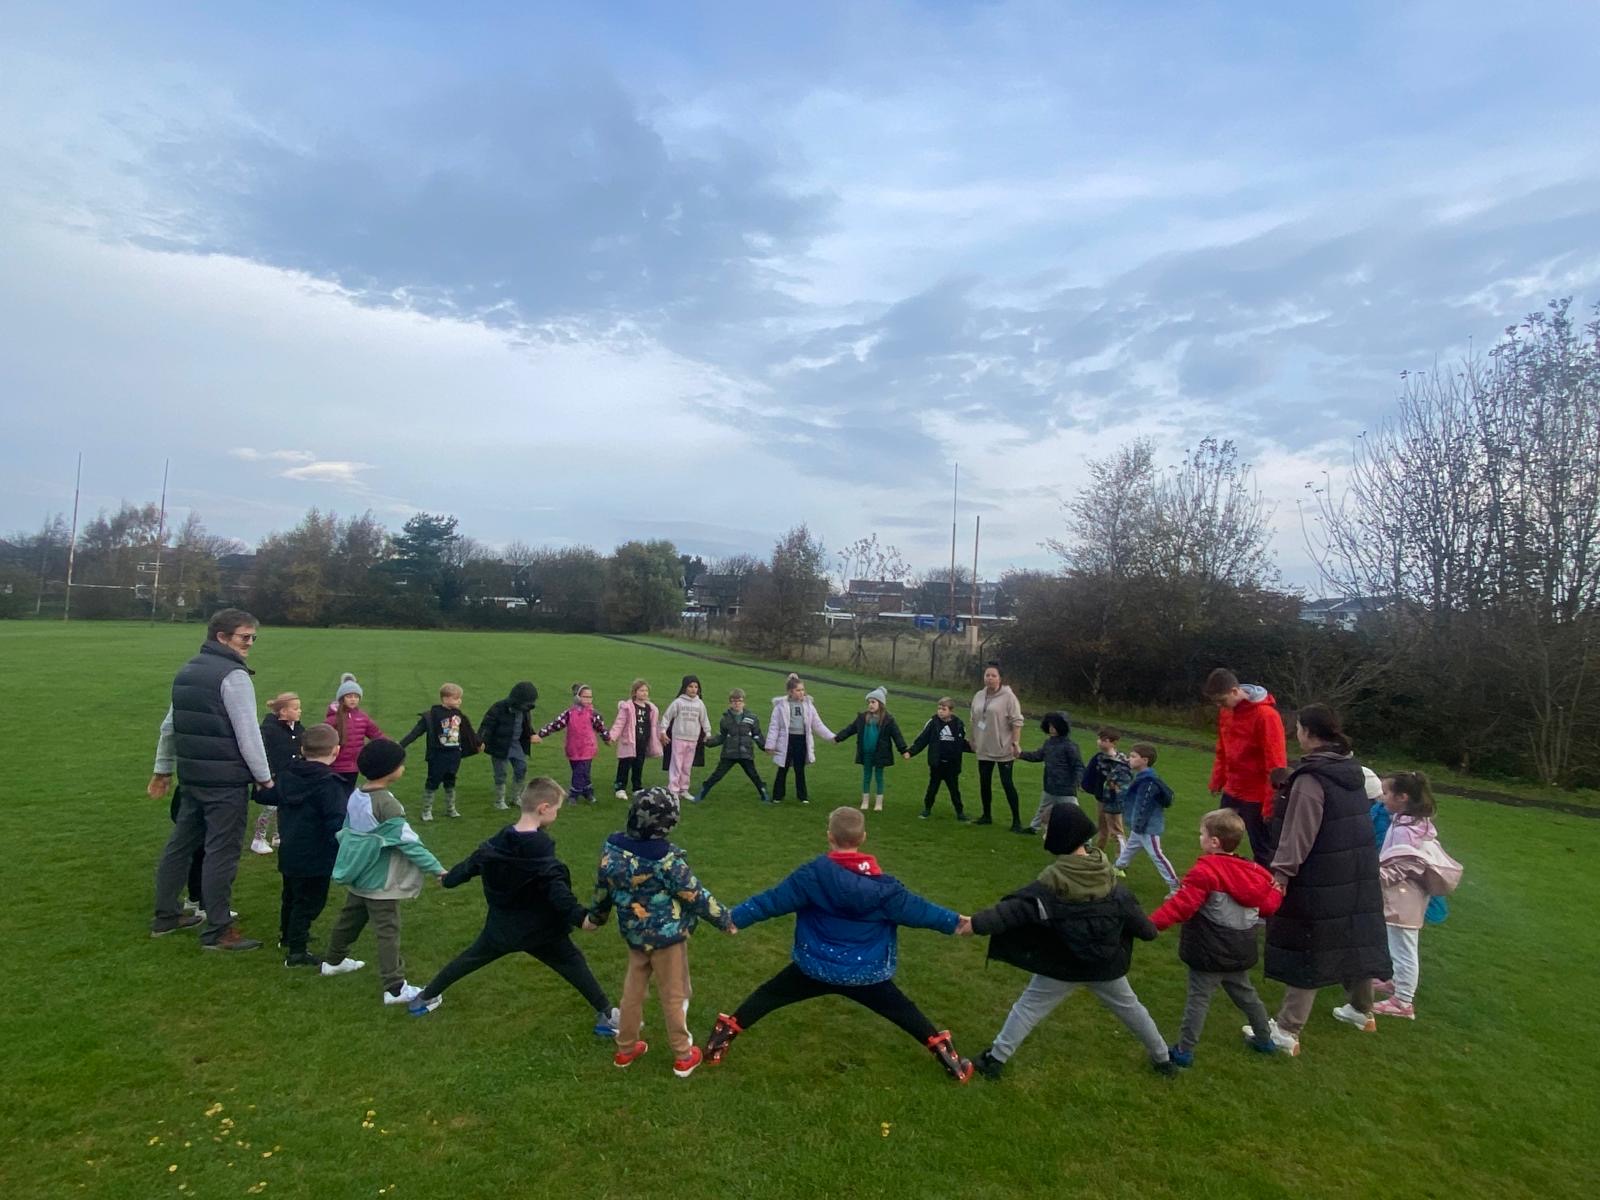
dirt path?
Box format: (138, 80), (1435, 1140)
(601, 633), (1598, 819)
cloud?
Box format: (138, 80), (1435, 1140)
(280, 460), (374, 485)
(230, 448), (316, 463)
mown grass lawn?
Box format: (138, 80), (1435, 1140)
(2, 622), (1596, 1200)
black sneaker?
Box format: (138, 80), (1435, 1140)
(954, 812), (969, 822)
(973, 815), (993, 826)
(283, 952), (325, 968)
(201, 928), (263, 953)
(150, 914), (204, 938)
(1153, 1057), (1181, 1077)
(974, 1049), (1004, 1080)
(919, 809), (932, 820)
(1010, 824), (1033, 835)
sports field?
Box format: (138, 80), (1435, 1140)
(2, 622), (1595, 1200)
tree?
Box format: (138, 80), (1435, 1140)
(604, 540), (683, 632)
(834, 534), (912, 667)
(386, 513), (463, 611)
(737, 525), (829, 657)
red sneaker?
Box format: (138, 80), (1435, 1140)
(705, 1013), (743, 1064)
(672, 1045), (704, 1078)
(925, 1030), (975, 1083)
(613, 1040), (649, 1068)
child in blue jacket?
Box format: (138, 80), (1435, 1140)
(702, 807), (976, 1082)
(1112, 743), (1179, 892)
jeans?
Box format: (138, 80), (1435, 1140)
(325, 892), (406, 992)
(978, 759), (1020, 824)
(1029, 793), (1076, 830)
(772, 735), (810, 802)
(1221, 794), (1274, 865)
(989, 973), (1169, 1064)
(1178, 968), (1271, 1051)
(921, 762), (963, 814)
(491, 750), (528, 792)
(152, 783), (250, 945)
(419, 925), (609, 1013)
(278, 874), (332, 955)
(617, 940), (693, 1056)
(1114, 831), (1180, 890)
(732, 962), (938, 1043)
(1387, 925), (1421, 1004)
(699, 757), (766, 799)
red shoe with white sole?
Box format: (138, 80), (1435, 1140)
(613, 1040), (649, 1068)
(673, 1045), (703, 1078)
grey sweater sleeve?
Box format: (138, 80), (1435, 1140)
(1271, 774), (1325, 882)
(221, 671), (272, 783)
(153, 706), (176, 774)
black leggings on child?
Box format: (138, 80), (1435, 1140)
(771, 735), (810, 802)
(921, 761), (963, 814)
(613, 756), (647, 794)
(700, 758), (765, 799)
(731, 962), (938, 1043)
(419, 925), (611, 1011)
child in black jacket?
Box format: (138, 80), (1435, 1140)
(694, 689), (769, 804)
(965, 804), (1174, 1079)
(400, 682), (481, 821)
(253, 691), (305, 856)
(409, 777), (618, 1036)
(1019, 711), (1085, 832)
(906, 697), (970, 820)
(271, 724), (350, 967)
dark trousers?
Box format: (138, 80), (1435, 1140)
(569, 758), (595, 797)
(1222, 794), (1274, 865)
(732, 962), (938, 1043)
(613, 756), (646, 793)
(420, 924), (610, 1011)
(978, 760), (1020, 824)
(424, 754), (461, 791)
(278, 873), (332, 954)
(699, 757), (766, 799)
(152, 784), (250, 944)
(921, 761), (964, 814)
(170, 790), (205, 902)
(771, 734), (810, 802)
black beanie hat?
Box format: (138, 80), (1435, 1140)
(357, 738), (406, 781)
(509, 681), (539, 709)
(1043, 802), (1097, 855)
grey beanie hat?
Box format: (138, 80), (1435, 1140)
(335, 673), (363, 701)
(865, 686), (888, 707)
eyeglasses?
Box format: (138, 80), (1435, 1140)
(231, 632), (258, 644)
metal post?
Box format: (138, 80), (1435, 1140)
(63, 453), (81, 621)
(149, 458), (169, 623)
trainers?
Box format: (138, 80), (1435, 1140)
(1371, 997), (1416, 1020)
(1246, 1018), (1300, 1056)
(1371, 978), (1395, 997)
(420, 809), (433, 822)
(1153, 1057), (1181, 1077)
(594, 1007), (621, 1037)
(249, 837), (273, 855)
(614, 789), (628, 800)
(446, 803), (460, 818)
(973, 1049), (1004, 1080)
(919, 809), (932, 820)
(1245, 1034), (1279, 1055)
(409, 994), (443, 1017)
(705, 1013), (743, 1064)
(925, 1030), (974, 1083)
(1332, 1003), (1377, 1032)
(384, 983), (423, 1006)
(690, 792), (704, 804)
(1168, 1046), (1194, 1068)
(673, 1045), (703, 1078)
(282, 951), (324, 968)
(1009, 824), (1032, 835)
(972, 815), (993, 826)
(320, 957), (366, 976)
(201, 929), (262, 953)
(150, 914), (205, 937)
(194, 908), (240, 921)
(614, 1040), (649, 1068)
(954, 812), (968, 822)
(181, 899), (202, 916)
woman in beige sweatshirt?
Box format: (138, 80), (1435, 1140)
(970, 662), (1027, 833)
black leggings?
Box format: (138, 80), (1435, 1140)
(978, 760), (1020, 823)
(613, 755), (647, 793)
(921, 762), (964, 814)
(771, 735), (810, 802)
(700, 757), (765, 798)
(420, 926), (610, 1011)
(733, 962), (938, 1043)
(278, 874), (331, 954)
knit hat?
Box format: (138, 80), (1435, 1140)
(357, 738), (406, 781)
(509, 681), (539, 709)
(1361, 766), (1383, 800)
(1043, 802), (1097, 855)
(1039, 710), (1072, 737)
(625, 787), (680, 840)
(865, 686), (888, 707)
(334, 673), (363, 702)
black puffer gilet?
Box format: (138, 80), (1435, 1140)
(1264, 753), (1391, 989)
(171, 641), (253, 787)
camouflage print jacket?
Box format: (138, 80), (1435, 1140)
(589, 833), (732, 949)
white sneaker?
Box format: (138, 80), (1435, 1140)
(384, 982), (423, 1006)
(1332, 1003), (1376, 1032)
(182, 899), (202, 916)
(1246, 1018), (1300, 1056)
(614, 789), (628, 800)
(249, 838), (273, 856)
(420, 810), (433, 822)
(195, 908), (240, 921)
(320, 957), (366, 977)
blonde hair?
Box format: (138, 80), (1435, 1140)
(520, 777), (565, 812)
(630, 678), (649, 699)
(266, 692), (299, 714)
(1201, 808), (1247, 852)
(785, 673), (803, 694)
(439, 682), (463, 700)
(827, 806), (866, 847)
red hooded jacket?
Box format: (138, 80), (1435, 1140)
(1151, 852), (1283, 931)
(1208, 686), (1287, 816)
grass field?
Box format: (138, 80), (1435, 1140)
(2, 622), (1597, 1200)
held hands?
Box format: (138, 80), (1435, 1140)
(147, 774), (172, 799)
(530, 734), (543, 745)
(955, 915), (974, 936)
(725, 923), (738, 936)
(581, 916), (598, 932)
(901, 752), (911, 761)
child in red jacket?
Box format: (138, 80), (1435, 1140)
(1150, 808), (1285, 1063)
(1203, 668), (1287, 865)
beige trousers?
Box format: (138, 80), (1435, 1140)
(617, 940), (693, 1057)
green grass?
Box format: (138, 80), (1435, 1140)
(2, 622), (1597, 1200)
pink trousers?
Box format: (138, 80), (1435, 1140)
(668, 739), (697, 794)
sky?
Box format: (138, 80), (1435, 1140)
(3, 1), (1598, 589)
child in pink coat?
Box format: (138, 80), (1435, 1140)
(1372, 771), (1462, 1021)
(764, 674), (835, 805)
(534, 684), (613, 804)
(326, 673), (385, 786)
(609, 679), (660, 799)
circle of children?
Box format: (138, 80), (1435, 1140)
(150, 622), (1465, 1084)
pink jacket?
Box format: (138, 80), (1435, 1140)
(325, 704), (385, 775)
(766, 694), (834, 766)
(609, 699), (661, 758)
(1379, 818), (1461, 928)
(536, 704), (610, 762)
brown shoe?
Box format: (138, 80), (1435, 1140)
(201, 928), (263, 953)
(150, 914), (205, 938)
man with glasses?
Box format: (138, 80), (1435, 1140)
(148, 609), (274, 950)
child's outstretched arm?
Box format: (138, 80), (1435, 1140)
(440, 849), (484, 889)
(834, 715), (861, 744)
(590, 710), (612, 742)
(889, 718), (909, 756)
(1116, 889), (1159, 941)
(1017, 745), (1044, 763)
(535, 710), (571, 739)
(882, 885), (961, 935)
(1149, 862), (1212, 931)
(906, 720), (932, 758)
(398, 715), (428, 748)
(728, 869), (808, 929)
(667, 855), (734, 931)
(395, 826), (446, 877)
(969, 893), (1048, 936)
(530, 858), (588, 928)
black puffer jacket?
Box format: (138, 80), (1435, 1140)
(834, 713), (909, 767)
(706, 708), (765, 761)
(1018, 735), (1085, 796)
(442, 823), (586, 940)
(1265, 754), (1392, 989)
(478, 682), (539, 759)
(971, 852), (1156, 982)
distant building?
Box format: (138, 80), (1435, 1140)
(1298, 596), (1383, 631)
(689, 573), (752, 617)
(844, 579), (908, 613)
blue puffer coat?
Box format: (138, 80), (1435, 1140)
(730, 855), (959, 985)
